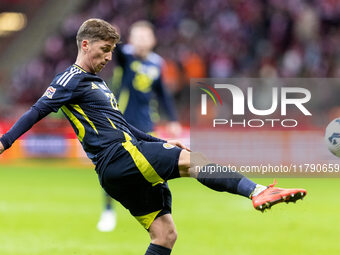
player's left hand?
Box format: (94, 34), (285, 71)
(167, 139), (191, 152)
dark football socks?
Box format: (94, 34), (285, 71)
(197, 164), (257, 198)
(104, 192), (112, 210)
(145, 243), (172, 255)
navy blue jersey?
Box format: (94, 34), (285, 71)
(114, 45), (177, 133)
(0, 64), (165, 177)
(35, 64), (136, 164)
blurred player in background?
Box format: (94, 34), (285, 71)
(0, 19), (307, 255)
(97, 20), (181, 232)
(96, 192), (117, 232)
(113, 20), (181, 135)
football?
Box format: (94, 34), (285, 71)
(325, 118), (340, 157)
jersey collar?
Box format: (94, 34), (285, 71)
(72, 64), (87, 73)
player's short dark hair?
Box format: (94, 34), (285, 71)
(129, 20), (155, 35)
(76, 18), (120, 49)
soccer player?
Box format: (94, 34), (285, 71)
(112, 20), (181, 135)
(96, 192), (117, 232)
(97, 21), (182, 231)
(0, 19), (307, 255)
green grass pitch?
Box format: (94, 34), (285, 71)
(0, 159), (339, 255)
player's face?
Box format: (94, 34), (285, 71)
(129, 26), (156, 58)
(86, 40), (115, 73)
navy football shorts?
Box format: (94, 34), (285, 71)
(101, 140), (182, 229)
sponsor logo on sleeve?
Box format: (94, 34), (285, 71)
(43, 86), (56, 99)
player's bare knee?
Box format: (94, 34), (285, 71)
(150, 226), (177, 248)
(166, 227), (177, 246)
(178, 151), (211, 178)
(188, 152), (210, 178)
(178, 150), (191, 177)
(162, 226), (177, 247)
(149, 215), (177, 248)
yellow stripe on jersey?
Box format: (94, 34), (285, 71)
(118, 88), (130, 114)
(71, 104), (98, 134)
(135, 209), (161, 230)
(123, 131), (131, 141)
(61, 106), (85, 142)
(122, 133), (164, 186)
(107, 117), (117, 129)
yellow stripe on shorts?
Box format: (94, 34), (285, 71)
(135, 210), (162, 230)
(122, 133), (164, 186)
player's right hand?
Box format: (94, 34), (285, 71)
(167, 139), (191, 152)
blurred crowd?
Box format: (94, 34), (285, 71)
(3, 0), (340, 122)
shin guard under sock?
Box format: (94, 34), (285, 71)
(197, 164), (256, 198)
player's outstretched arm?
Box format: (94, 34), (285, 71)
(0, 73), (80, 153)
(0, 106), (48, 153)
